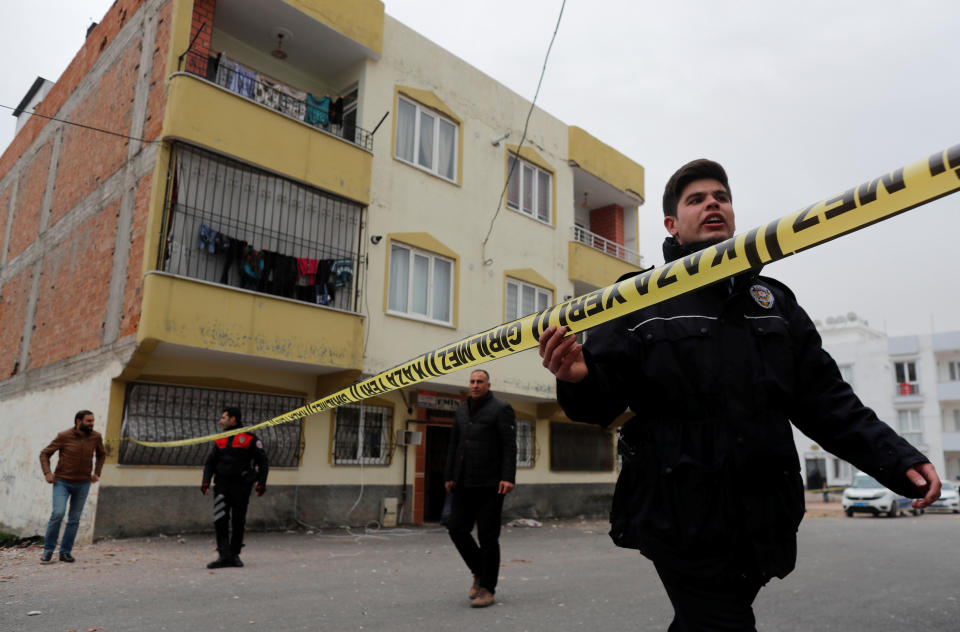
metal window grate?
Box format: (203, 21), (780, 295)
(549, 421), (614, 472)
(178, 49), (374, 151)
(333, 403), (393, 465)
(119, 382), (304, 467)
(161, 144), (364, 312)
(516, 418), (535, 468)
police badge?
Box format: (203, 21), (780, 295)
(750, 284), (774, 309)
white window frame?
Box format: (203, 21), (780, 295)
(893, 360), (919, 396)
(896, 408), (924, 447)
(388, 242), (454, 326)
(333, 403), (393, 465)
(505, 278), (552, 321)
(516, 418), (535, 468)
(395, 95), (458, 182)
(506, 154), (552, 224)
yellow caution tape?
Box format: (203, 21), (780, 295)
(126, 143), (960, 448)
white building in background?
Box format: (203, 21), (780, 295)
(793, 312), (960, 489)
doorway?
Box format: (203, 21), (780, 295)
(424, 425), (452, 522)
(805, 457), (827, 490)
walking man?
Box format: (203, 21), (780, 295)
(444, 369), (517, 608)
(201, 406), (269, 569)
(538, 158), (941, 630)
(39, 410), (105, 563)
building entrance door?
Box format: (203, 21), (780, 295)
(805, 457), (827, 490)
(424, 425), (452, 522)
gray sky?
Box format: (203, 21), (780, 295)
(3, 1), (959, 335)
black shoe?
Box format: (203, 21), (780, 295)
(59, 552), (75, 563)
(230, 556), (244, 567)
(40, 551), (53, 563)
(206, 556), (232, 569)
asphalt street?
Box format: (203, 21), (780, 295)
(1, 510), (958, 631)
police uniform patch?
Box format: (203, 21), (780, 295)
(750, 285), (774, 309)
(256, 440), (263, 449)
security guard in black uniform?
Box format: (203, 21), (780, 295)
(201, 406), (268, 569)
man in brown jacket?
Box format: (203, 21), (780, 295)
(38, 410), (105, 563)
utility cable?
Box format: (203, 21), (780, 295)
(0, 103), (161, 145)
(480, 0), (567, 262)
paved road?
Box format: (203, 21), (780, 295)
(1, 511), (958, 631)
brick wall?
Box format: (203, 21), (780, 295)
(7, 141), (53, 261)
(185, 0), (216, 74)
(29, 200), (119, 368)
(589, 204), (624, 245)
(143, 1), (173, 141)
(119, 174), (154, 338)
(0, 267), (32, 378)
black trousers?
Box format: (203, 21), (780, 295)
(446, 486), (504, 593)
(653, 560), (768, 632)
(213, 481), (252, 557)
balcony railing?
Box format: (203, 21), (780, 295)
(571, 225), (644, 267)
(178, 49), (373, 151)
(895, 382), (921, 397)
(160, 144), (364, 312)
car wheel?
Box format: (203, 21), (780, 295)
(845, 508), (854, 517)
(911, 507), (922, 516)
(887, 500), (898, 517)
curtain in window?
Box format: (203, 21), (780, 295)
(418, 111), (435, 170)
(521, 284), (536, 317)
(412, 253), (430, 315)
(432, 258), (452, 322)
(388, 245), (410, 312)
(396, 99), (416, 163)
(438, 119), (456, 180)
(506, 281), (518, 319)
(522, 164), (535, 213)
(507, 156), (520, 209)
(537, 289), (550, 312)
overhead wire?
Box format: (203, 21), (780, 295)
(480, 0), (567, 263)
(0, 103), (161, 145)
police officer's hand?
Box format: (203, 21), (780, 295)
(907, 462), (941, 509)
(201, 482), (209, 495)
(444, 480), (454, 493)
(498, 481), (515, 495)
(256, 484), (265, 496)
(538, 325), (589, 383)
(44, 473), (55, 484)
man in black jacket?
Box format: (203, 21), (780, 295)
(538, 159), (941, 631)
(444, 369), (517, 608)
(201, 406), (269, 569)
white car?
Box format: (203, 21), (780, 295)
(927, 480), (960, 513)
(841, 473), (921, 517)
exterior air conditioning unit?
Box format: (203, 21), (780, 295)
(395, 429), (422, 446)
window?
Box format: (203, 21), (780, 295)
(549, 421), (614, 472)
(333, 403), (393, 465)
(516, 418), (535, 468)
(894, 360), (919, 396)
(388, 243), (454, 325)
(950, 409), (960, 433)
(119, 382), (304, 467)
(833, 458), (851, 480)
(948, 360), (960, 381)
(505, 278), (551, 321)
(896, 409), (924, 447)
(507, 155), (551, 223)
(395, 96), (457, 181)
(838, 364), (854, 388)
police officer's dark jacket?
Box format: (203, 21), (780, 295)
(557, 237), (928, 579)
(445, 392), (517, 488)
(202, 432), (269, 487)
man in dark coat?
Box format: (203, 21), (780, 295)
(201, 406), (269, 569)
(444, 369), (517, 608)
(538, 158), (941, 631)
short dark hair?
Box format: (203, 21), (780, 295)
(222, 406), (242, 425)
(662, 159), (731, 217)
(470, 369), (490, 381)
(74, 410), (93, 424)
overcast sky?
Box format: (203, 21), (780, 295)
(3, 1), (959, 336)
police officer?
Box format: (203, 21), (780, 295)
(539, 159), (941, 630)
(201, 406), (268, 569)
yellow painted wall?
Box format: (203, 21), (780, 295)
(138, 273), (365, 369)
(568, 126), (645, 201)
(568, 240), (645, 289)
(162, 74), (372, 205)
(282, 0), (384, 56)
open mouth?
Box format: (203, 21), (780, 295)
(702, 215), (725, 227)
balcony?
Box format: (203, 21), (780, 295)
(568, 226), (647, 290)
(938, 380), (960, 401)
(180, 49), (373, 151)
(141, 143), (366, 370)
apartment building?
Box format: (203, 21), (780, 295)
(793, 314), (960, 488)
(0, 0), (646, 542)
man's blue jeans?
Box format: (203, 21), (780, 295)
(44, 479), (91, 555)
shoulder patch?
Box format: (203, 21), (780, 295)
(750, 284), (775, 309)
(256, 440), (263, 450)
